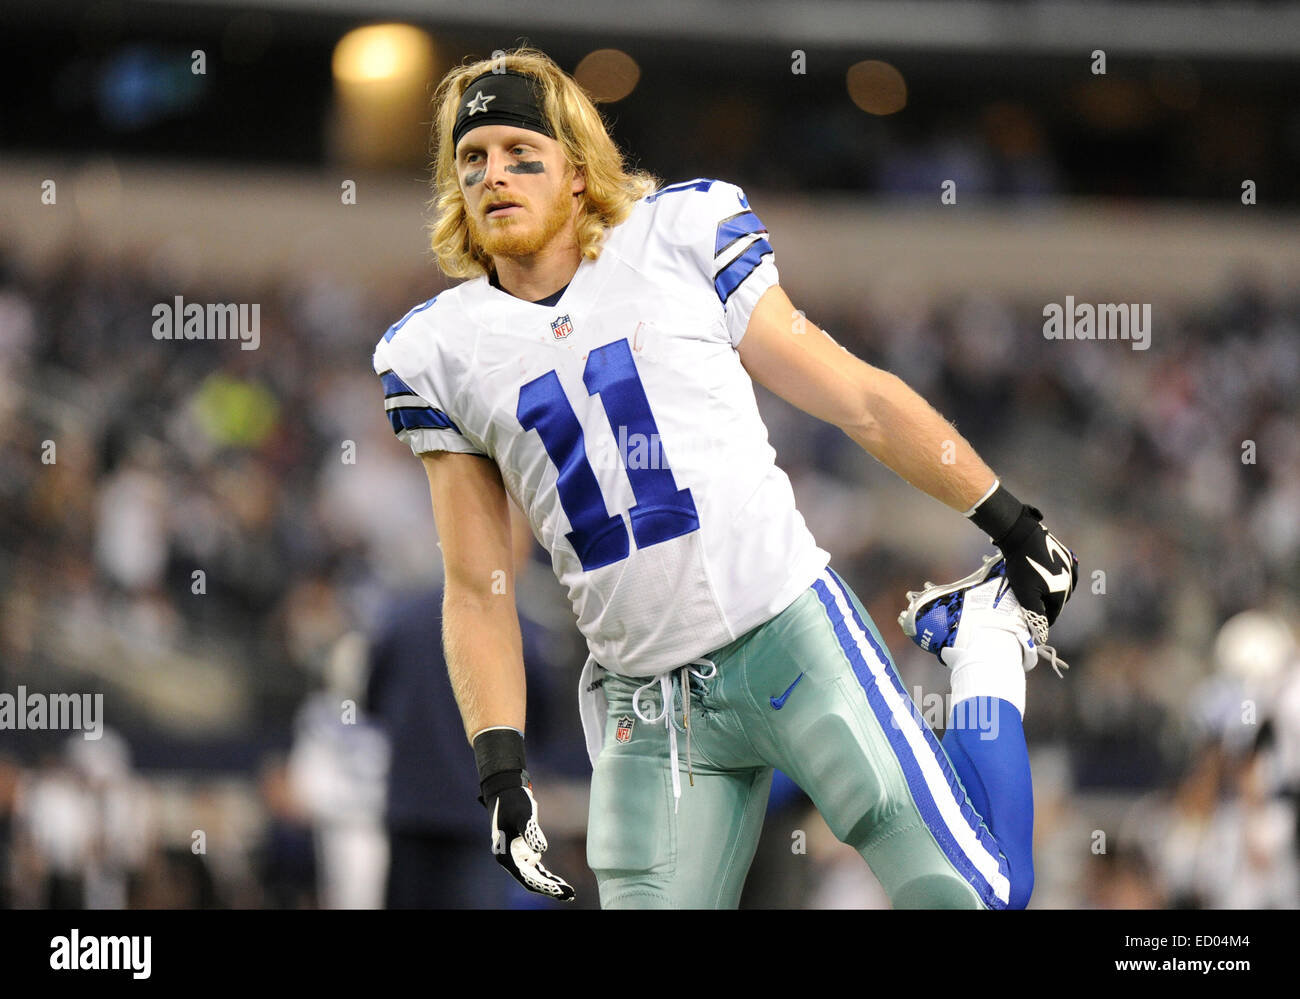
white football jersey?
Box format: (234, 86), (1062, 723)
(374, 178), (830, 677)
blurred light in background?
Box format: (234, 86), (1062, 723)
(332, 23), (434, 86)
(981, 101), (1046, 160)
(1071, 77), (1154, 130)
(97, 46), (208, 131)
(331, 24), (438, 168)
(846, 59), (907, 116)
(573, 48), (640, 103)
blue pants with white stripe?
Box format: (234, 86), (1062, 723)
(586, 565), (1034, 908)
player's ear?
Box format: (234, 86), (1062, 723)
(570, 163), (586, 196)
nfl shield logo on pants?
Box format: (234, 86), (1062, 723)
(615, 714), (634, 743)
(550, 314), (574, 339)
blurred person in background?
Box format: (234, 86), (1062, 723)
(1139, 608), (1300, 908)
(288, 631), (389, 909)
(364, 577), (504, 909)
(1210, 725), (1299, 909)
(66, 730), (152, 909)
(10, 730), (151, 909)
(12, 753), (92, 908)
(1148, 730), (1298, 909)
(254, 754), (317, 909)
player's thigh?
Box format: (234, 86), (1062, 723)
(586, 726), (772, 908)
(760, 567), (1007, 909)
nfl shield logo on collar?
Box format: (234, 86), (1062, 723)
(550, 314), (574, 339)
(615, 714), (634, 743)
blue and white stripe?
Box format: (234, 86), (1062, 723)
(712, 209), (772, 306)
(378, 369), (462, 435)
(813, 565), (1011, 909)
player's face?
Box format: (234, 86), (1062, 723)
(456, 125), (584, 260)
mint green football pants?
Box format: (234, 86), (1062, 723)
(584, 565), (1016, 909)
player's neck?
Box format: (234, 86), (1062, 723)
(490, 239), (581, 303)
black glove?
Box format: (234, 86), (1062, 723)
(968, 481), (1079, 642)
(473, 728), (575, 902)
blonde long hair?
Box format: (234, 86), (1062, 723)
(428, 47), (659, 279)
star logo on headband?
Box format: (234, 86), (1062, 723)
(465, 90), (496, 116)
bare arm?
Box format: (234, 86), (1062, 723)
(421, 450), (525, 742)
(737, 284), (996, 513)
(420, 449), (576, 900)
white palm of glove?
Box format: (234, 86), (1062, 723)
(489, 784), (575, 902)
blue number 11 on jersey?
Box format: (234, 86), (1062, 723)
(517, 337), (700, 571)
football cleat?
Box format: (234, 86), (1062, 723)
(898, 553), (1068, 677)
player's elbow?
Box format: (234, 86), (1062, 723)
(843, 397), (882, 447)
(838, 368), (887, 451)
(443, 566), (511, 607)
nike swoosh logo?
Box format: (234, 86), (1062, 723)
(1026, 556), (1072, 593)
(770, 672), (804, 710)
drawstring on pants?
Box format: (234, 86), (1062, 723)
(632, 657), (718, 812)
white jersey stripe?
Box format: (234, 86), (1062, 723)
(712, 231), (764, 274)
(384, 393), (434, 411)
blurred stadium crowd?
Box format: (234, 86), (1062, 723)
(0, 226), (1295, 908)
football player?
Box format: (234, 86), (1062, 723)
(373, 47), (1078, 908)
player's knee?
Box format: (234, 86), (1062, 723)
(889, 863), (1032, 910)
(890, 872), (984, 909)
(597, 880), (673, 909)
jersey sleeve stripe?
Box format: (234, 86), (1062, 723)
(379, 370), (420, 398)
(713, 237), (774, 305)
(713, 210), (766, 258)
(384, 393), (437, 410)
(714, 230), (764, 274)
(388, 406), (461, 434)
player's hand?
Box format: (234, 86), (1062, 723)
(481, 772), (576, 902)
(995, 506), (1079, 641)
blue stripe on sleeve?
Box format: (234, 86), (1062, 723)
(387, 407), (461, 434)
(713, 237), (773, 305)
(380, 371), (416, 398)
(714, 211), (766, 257)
